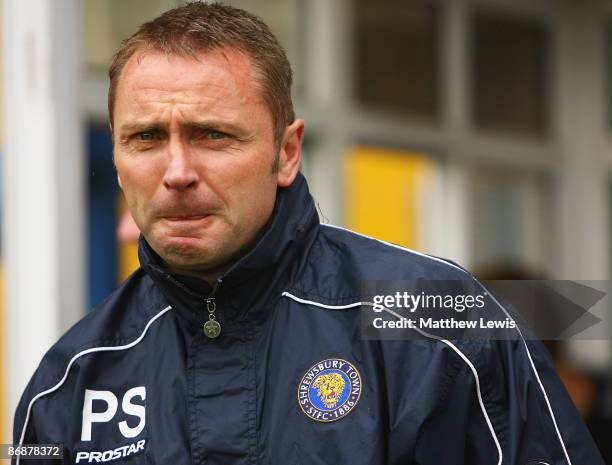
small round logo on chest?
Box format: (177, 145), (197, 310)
(297, 358), (361, 422)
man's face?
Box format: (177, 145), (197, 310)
(113, 48), (302, 280)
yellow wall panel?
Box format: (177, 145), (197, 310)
(119, 242), (140, 283)
(345, 146), (433, 249)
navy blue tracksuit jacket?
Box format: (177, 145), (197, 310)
(13, 173), (604, 464)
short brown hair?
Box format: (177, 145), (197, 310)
(108, 1), (294, 145)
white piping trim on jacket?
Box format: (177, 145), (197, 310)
(280, 292), (369, 309)
(319, 223), (573, 465)
(282, 291), (502, 465)
(16, 305), (172, 464)
(439, 338), (503, 465)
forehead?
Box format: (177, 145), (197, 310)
(114, 47), (267, 117)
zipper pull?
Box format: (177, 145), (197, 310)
(203, 297), (221, 339)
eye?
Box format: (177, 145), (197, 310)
(137, 131), (157, 141)
(208, 131), (228, 140)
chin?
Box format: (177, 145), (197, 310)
(160, 239), (248, 277)
(151, 235), (214, 265)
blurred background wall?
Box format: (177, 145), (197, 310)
(2, 0), (612, 453)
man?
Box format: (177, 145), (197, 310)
(13, 3), (604, 464)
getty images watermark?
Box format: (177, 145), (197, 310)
(360, 280), (611, 341)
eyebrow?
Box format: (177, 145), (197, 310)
(183, 121), (245, 134)
(117, 120), (247, 136)
(117, 123), (164, 135)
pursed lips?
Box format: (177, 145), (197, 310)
(163, 215), (209, 221)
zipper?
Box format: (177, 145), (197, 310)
(203, 279), (222, 339)
(203, 296), (221, 338)
(164, 273), (224, 339)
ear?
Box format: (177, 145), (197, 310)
(117, 173), (123, 189)
(276, 119), (304, 187)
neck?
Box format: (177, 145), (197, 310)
(166, 265), (224, 287)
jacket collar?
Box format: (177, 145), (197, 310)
(139, 172), (319, 326)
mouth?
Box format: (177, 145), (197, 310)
(163, 215), (210, 221)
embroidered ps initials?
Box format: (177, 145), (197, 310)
(81, 386), (146, 441)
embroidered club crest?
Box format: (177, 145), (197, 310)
(298, 358), (361, 422)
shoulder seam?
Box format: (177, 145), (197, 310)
(320, 223), (462, 270)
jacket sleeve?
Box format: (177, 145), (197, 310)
(414, 337), (605, 465)
(12, 362), (64, 465)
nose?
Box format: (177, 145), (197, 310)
(162, 138), (198, 191)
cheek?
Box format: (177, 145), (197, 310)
(117, 157), (162, 193)
(216, 169), (276, 231)
(213, 151), (276, 192)
(217, 152), (272, 176)
(119, 172), (143, 200)
(117, 169), (158, 217)
(227, 164), (276, 202)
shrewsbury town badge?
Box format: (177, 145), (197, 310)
(298, 358), (361, 422)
